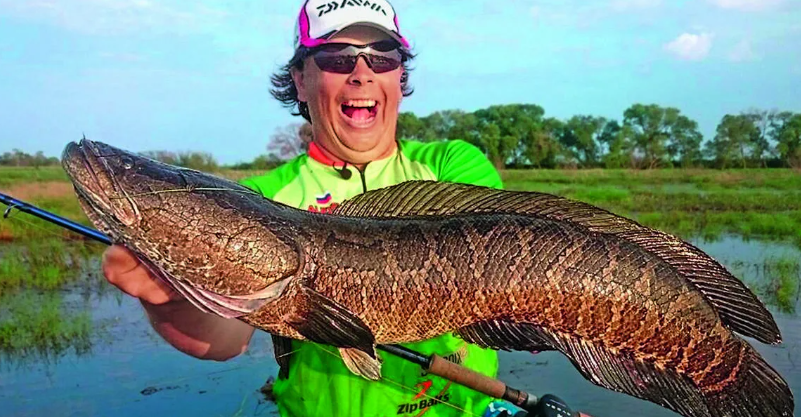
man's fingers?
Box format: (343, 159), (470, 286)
(101, 244), (180, 305)
(128, 273), (178, 305)
(102, 245), (140, 275)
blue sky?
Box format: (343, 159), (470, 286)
(1, 0), (799, 164)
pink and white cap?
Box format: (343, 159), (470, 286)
(295, 0), (410, 49)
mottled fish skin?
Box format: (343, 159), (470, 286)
(252, 213), (738, 384)
(62, 139), (793, 417)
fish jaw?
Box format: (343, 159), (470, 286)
(62, 139), (141, 229)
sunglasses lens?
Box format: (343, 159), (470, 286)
(313, 55), (357, 74)
(366, 54), (401, 73)
(312, 43), (402, 74)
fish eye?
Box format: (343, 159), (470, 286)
(121, 156), (134, 170)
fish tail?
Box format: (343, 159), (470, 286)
(706, 345), (794, 417)
(457, 321), (793, 417)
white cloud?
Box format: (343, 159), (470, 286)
(728, 39), (759, 62)
(610, 0), (662, 11)
(708, 0), (786, 11)
(663, 32), (714, 61)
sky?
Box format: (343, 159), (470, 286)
(1, 0), (799, 164)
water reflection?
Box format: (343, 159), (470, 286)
(690, 235), (801, 314)
(0, 235), (798, 416)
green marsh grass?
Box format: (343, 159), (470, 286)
(501, 169), (801, 244)
(0, 291), (92, 362)
(0, 173), (104, 361)
(0, 166), (68, 188)
(729, 255), (801, 314)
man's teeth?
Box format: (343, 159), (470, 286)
(344, 99), (376, 108)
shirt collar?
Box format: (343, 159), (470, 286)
(307, 141), (400, 171)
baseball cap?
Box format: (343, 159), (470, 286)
(295, 0), (410, 49)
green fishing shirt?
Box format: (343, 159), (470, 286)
(241, 138), (503, 417)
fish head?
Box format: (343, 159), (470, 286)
(62, 139), (149, 233)
(63, 139), (302, 318)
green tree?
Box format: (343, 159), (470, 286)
(666, 116), (703, 167)
(140, 150), (178, 165)
(622, 104), (702, 169)
(476, 123), (516, 169)
(0, 149), (60, 166)
(707, 114), (759, 168)
(396, 112), (426, 140)
(771, 112), (801, 167)
(141, 150), (218, 172)
(522, 117), (563, 168)
(175, 152), (219, 172)
(420, 110), (477, 142)
(744, 109), (776, 167)
(558, 115), (607, 167)
(598, 121), (636, 168)
(474, 104), (546, 168)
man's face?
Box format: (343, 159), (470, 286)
(292, 26), (404, 164)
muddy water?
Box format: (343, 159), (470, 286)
(1, 236), (798, 417)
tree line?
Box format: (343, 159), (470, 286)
(396, 104), (801, 169)
(0, 149), (60, 167)
(6, 105), (800, 171)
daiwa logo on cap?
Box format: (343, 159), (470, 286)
(296, 0), (409, 48)
(316, 1), (388, 17)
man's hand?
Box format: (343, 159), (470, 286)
(100, 245), (255, 361)
(102, 245), (179, 305)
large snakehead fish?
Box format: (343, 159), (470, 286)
(62, 139), (793, 417)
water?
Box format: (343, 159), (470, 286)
(1, 236), (799, 417)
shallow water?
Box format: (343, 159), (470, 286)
(1, 236), (799, 417)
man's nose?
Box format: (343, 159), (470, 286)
(347, 55), (375, 86)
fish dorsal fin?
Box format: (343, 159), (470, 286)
(334, 181), (781, 345)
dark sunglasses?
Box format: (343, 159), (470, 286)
(310, 40), (402, 74)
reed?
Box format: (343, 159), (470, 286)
(0, 291), (92, 361)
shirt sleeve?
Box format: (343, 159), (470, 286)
(435, 140), (504, 190)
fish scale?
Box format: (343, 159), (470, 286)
(62, 139), (793, 417)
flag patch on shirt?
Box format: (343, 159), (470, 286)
(316, 192), (332, 205)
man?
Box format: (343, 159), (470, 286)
(101, 1), (514, 416)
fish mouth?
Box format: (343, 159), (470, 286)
(62, 139), (141, 230)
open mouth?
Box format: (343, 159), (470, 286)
(341, 99), (378, 125)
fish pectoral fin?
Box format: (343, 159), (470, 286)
(285, 285), (376, 355)
(456, 320), (555, 352)
(271, 335), (294, 379)
(340, 347), (382, 380)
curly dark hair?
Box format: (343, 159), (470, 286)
(270, 44), (416, 123)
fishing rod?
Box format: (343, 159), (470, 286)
(1, 191), (590, 417)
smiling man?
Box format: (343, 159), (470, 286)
(100, 0), (511, 416)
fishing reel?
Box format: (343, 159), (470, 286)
(511, 394), (580, 417)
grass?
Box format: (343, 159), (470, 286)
(0, 291), (92, 362)
(0, 240), (97, 294)
(0, 170), (105, 361)
(501, 168), (801, 191)
(500, 169), (801, 244)
(0, 166), (71, 188)
(729, 255), (801, 314)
